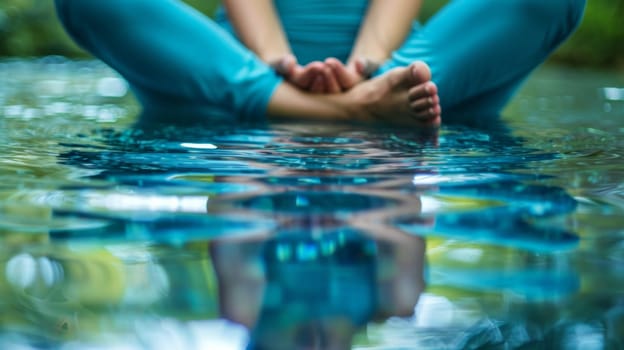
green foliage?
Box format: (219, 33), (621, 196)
(552, 0), (624, 68)
(0, 0), (622, 69)
(419, 0), (624, 69)
(0, 0), (219, 57)
(0, 0), (83, 56)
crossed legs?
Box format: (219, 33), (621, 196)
(54, 0), (440, 127)
(54, 0), (282, 122)
(55, 0), (584, 126)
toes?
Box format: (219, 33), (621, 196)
(408, 82), (438, 102)
(411, 104), (441, 121)
(410, 94), (439, 111)
(409, 61), (432, 84)
(384, 61), (432, 90)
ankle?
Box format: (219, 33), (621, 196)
(341, 88), (371, 121)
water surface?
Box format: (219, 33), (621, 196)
(0, 58), (623, 349)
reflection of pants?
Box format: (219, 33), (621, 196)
(55, 0), (585, 122)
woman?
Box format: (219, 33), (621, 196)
(54, 0), (585, 126)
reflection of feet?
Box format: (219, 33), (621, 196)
(350, 61), (441, 127)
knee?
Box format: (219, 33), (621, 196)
(500, 0), (586, 44)
(564, 0), (587, 32)
(55, 0), (102, 32)
(56, 0), (138, 31)
(510, 0), (586, 31)
(54, 0), (83, 38)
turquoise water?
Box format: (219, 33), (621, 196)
(1, 58), (623, 349)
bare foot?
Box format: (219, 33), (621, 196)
(267, 61), (440, 128)
(347, 61), (441, 127)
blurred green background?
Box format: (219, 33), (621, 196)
(0, 0), (622, 69)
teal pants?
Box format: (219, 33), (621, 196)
(54, 0), (585, 122)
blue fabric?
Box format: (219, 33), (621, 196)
(55, 0), (586, 122)
(217, 0), (585, 119)
(377, 0), (588, 119)
(54, 0), (282, 122)
(215, 0), (368, 65)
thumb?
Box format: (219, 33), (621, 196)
(355, 57), (380, 78)
(273, 54), (297, 76)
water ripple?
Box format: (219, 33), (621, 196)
(1, 60), (623, 349)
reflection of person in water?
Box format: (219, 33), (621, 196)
(210, 228), (425, 350)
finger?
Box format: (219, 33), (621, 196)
(354, 58), (366, 76)
(310, 75), (325, 93)
(290, 65), (316, 89)
(273, 54), (297, 76)
(293, 62), (324, 88)
(355, 57), (380, 78)
(288, 66), (310, 89)
(322, 67), (342, 93)
(325, 58), (356, 89)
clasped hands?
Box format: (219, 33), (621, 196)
(270, 54), (379, 94)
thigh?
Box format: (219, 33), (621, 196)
(54, 0), (281, 121)
(378, 0), (586, 116)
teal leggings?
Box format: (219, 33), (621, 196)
(54, 0), (585, 122)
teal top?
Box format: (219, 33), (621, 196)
(215, 0), (369, 64)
